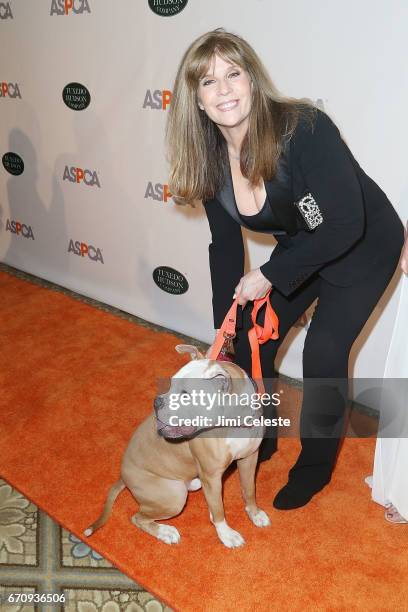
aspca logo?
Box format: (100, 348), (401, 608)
(0, 82), (21, 98)
(50, 0), (91, 16)
(68, 239), (104, 263)
(148, 0), (188, 17)
(6, 219), (34, 240)
(145, 182), (172, 202)
(0, 2), (13, 19)
(153, 266), (188, 295)
(63, 166), (101, 187)
(143, 89), (172, 110)
(62, 82), (91, 111)
(2, 152), (24, 176)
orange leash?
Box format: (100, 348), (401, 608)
(208, 289), (280, 394)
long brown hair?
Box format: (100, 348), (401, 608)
(165, 28), (317, 204)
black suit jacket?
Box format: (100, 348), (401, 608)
(203, 109), (404, 328)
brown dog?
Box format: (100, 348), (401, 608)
(84, 345), (270, 548)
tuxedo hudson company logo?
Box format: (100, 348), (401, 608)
(0, 82), (21, 98)
(62, 83), (91, 111)
(2, 152), (24, 175)
(6, 219), (34, 240)
(148, 0), (188, 17)
(50, 0), (91, 16)
(153, 266), (188, 295)
(63, 166), (101, 187)
(0, 3), (13, 19)
(143, 89), (172, 110)
(68, 239), (104, 263)
(145, 182), (172, 202)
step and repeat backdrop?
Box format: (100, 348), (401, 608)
(1, 0), (407, 387)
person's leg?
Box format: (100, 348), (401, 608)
(274, 256), (402, 510)
(233, 272), (321, 461)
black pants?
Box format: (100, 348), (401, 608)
(232, 252), (402, 491)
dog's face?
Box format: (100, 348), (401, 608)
(154, 344), (247, 440)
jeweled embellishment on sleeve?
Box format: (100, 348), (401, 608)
(295, 192), (324, 230)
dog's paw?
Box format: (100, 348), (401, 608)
(157, 524), (181, 545)
(245, 506), (271, 527)
(187, 478), (202, 491)
(215, 520), (245, 548)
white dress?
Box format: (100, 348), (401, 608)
(365, 271), (408, 520)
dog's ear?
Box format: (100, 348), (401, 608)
(213, 372), (232, 393)
(205, 363), (233, 393)
(175, 344), (205, 360)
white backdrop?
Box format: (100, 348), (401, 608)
(1, 0), (407, 388)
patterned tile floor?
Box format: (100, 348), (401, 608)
(0, 262), (377, 611)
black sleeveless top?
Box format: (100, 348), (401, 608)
(225, 141), (307, 234)
(238, 193), (282, 230)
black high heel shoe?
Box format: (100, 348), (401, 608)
(273, 478), (331, 510)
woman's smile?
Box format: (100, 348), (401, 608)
(217, 99), (239, 111)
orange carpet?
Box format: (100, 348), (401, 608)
(1, 270), (407, 611)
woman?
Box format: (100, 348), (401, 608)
(366, 221), (408, 524)
(165, 28), (405, 510)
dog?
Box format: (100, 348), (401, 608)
(84, 344), (270, 548)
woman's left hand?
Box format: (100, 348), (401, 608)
(233, 268), (272, 309)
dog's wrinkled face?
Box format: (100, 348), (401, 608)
(154, 353), (234, 440)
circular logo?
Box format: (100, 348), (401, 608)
(2, 152), (24, 176)
(153, 266), (188, 295)
(62, 82), (91, 111)
(148, 0), (188, 17)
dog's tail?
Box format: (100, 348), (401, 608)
(83, 479), (125, 537)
